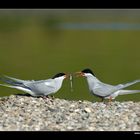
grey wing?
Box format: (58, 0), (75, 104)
(24, 79), (56, 95)
(115, 79), (140, 90)
(92, 82), (117, 97)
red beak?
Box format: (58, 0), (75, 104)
(64, 73), (70, 79)
(75, 72), (85, 77)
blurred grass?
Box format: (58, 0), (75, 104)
(0, 10), (140, 102)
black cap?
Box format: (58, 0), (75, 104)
(52, 73), (66, 79)
(81, 68), (95, 76)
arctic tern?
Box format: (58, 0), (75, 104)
(0, 73), (68, 97)
(76, 68), (140, 101)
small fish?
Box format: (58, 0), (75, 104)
(69, 74), (73, 92)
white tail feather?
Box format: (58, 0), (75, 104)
(0, 83), (34, 95)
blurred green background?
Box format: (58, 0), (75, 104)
(0, 9), (140, 102)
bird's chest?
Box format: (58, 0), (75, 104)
(53, 81), (62, 91)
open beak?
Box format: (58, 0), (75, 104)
(64, 73), (70, 79)
(75, 72), (85, 77)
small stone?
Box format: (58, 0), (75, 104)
(67, 126), (74, 130)
(74, 109), (80, 112)
(84, 108), (91, 113)
(70, 104), (75, 108)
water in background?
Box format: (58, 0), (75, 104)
(0, 10), (140, 102)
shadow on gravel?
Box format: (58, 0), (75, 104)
(14, 93), (33, 97)
(14, 93), (54, 100)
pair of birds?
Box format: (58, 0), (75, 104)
(0, 68), (140, 102)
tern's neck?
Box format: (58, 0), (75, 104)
(54, 77), (65, 90)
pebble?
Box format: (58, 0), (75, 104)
(84, 108), (91, 113)
(0, 95), (140, 131)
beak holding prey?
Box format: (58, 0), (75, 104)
(75, 72), (85, 77)
(64, 73), (69, 79)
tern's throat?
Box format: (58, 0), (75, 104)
(54, 77), (65, 91)
(86, 75), (101, 89)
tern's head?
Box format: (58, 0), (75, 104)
(75, 68), (95, 77)
(52, 73), (68, 80)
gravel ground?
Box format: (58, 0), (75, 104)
(0, 95), (140, 131)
